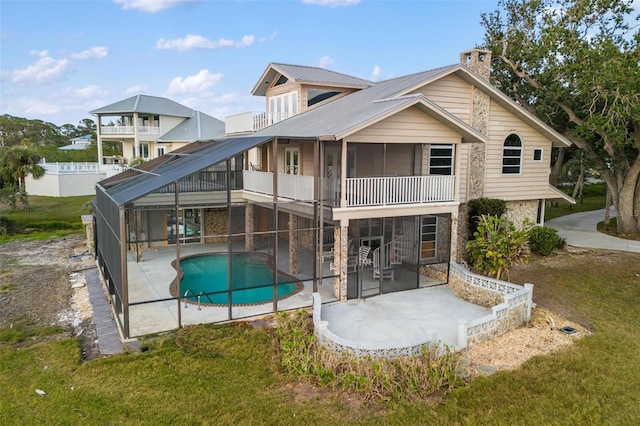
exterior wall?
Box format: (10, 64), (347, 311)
(275, 140), (315, 175)
(483, 101), (553, 201)
(25, 173), (104, 197)
(410, 74), (471, 124)
(202, 208), (245, 243)
(345, 106), (463, 144)
(384, 144), (415, 176)
(504, 199), (539, 229)
(158, 115), (186, 138)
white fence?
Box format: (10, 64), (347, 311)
(449, 262), (533, 349)
(40, 161), (101, 174)
(243, 170), (315, 201)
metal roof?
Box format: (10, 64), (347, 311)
(252, 63), (372, 96)
(100, 136), (274, 206)
(89, 94), (194, 117)
(157, 111), (225, 142)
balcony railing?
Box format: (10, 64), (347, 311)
(39, 161), (102, 174)
(224, 111), (298, 134)
(243, 171), (455, 207)
(99, 126), (161, 135)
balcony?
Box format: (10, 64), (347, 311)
(99, 126), (161, 135)
(225, 111), (297, 134)
(242, 171), (455, 207)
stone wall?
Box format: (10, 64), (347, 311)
(504, 199), (539, 228)
(202, 208), (245, 243)
(448, 271), (504, 307)
(455, 203), (470, 261)
(418, 262), (448, 282)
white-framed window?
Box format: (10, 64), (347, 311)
(285, 148), (300, 175)
(533, 148), (543, 162)
(157, 147), (165, 157)
(429, 144), (454, 175)
(268, 91), (298, 125)
(502, 134), (522, 174)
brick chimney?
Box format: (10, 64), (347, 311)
(460, 48), (492, 79)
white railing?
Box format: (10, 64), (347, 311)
(346, 175), (455, 207)
(40, 161), (102, 174)
(242, 170), (315, 201)
(99, 126), (161, 135)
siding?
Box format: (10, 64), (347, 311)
(483, 101), (552, 200)
(411, 74), (471, 124)
(345, 106), (462, 144)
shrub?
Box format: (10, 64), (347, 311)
(468, 198), (507, 236)
(0, 216), (21, 235)
(529, 226), (565, 256)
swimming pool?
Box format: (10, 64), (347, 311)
(177, 252), (301, 305)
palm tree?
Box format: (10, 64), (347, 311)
(0, 146), (45, 210)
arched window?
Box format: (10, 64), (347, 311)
(502, 134), (522, 174)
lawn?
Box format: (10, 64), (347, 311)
(0, 195), (93, 242)
(1, 248), (640, 424)
(545, 183), (606, 221)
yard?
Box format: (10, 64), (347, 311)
(1, 232), (639, 424)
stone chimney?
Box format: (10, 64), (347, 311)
(460, 48), (492, 79)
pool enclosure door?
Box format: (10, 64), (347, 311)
(167, 208), (202, 244)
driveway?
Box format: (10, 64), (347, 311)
(546, 209), (640, 253)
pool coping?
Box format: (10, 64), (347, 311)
(169, 251), (305, 308)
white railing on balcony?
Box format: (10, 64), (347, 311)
(99, 126), (161, 135)
(243, 171), (454, 207)
(346, 175), (455, 207)
(243, 170), (315, 201)
(39, 161), (102, 174)
(225, 111), (299, 134)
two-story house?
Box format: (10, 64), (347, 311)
(92, 49), (573, 338)
(90, 94), (225, 168)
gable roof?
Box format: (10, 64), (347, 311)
(157, 111), (225, 142)
(90, 94), (194, 117)
(253, 62), (571, 148)
(252, 63), (372, 96)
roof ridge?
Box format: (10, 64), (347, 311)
(271, 62), (373, 84)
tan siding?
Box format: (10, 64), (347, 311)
(275, 140), (315, 175)
(385, 144), (414, 176)
(410, 74), (472, 124)
(483, 101), (552, 200)
(346, 107), (462, 144)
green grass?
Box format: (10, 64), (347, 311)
(0, 195), (93, 242)
(545, 183), (606, 221)
(2, 251), (640, 424)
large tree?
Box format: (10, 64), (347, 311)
(0, 146), (45, 210)
(481, 0), (640, 234)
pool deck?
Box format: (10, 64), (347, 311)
(110, 241), (492, 351)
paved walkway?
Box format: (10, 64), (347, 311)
(546, 209), (640, 253)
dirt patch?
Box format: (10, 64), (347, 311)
(0, 235), (98, 358)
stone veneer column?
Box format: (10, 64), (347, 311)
(245, 203), (254, 251)
(288, 214), (298, 275)
(450, 210), (460, 263)
(333, 225), (349, 302)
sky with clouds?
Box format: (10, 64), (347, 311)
(0, 0), (507, 127)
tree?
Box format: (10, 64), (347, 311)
(481, 0), (640, 234)
(0, 146), (45, 210)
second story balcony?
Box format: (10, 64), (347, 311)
(225, 111), (297, 135)
(99, 126), (162, 136)
(243, 170), (455, 208)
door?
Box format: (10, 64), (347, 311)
(284, 148), (299, 175)
(357, 236), (381, 298)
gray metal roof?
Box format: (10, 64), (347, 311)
(90, 94), (194, 117)
(157, 111), (225, 142)
(252, 63), (372, 96)
(253, 65), (476, 140)
(102, 136), (274, 206)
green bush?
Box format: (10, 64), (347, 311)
(24, 221), (76, 230)
(529, 226), (565, 256)
(0, 216), (21, 235)
(468, 198), (507, 236)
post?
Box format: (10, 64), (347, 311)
(458, 319), (468, 349)
(525, 283), (534, 321)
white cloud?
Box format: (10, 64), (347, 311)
(70, 85), (108, 98)
(71, 46), (109, 60)
(113, 0), (193, 14)
(3, 52), (69, 84)
(166, 69), (223, 94)
(10, 96), (61, 115)
(124, 85), (148, 96)
(318, 56), (335, 68)
(370, 65), (381, 81)
(302, 0), (360, 7)
(156, 34), (255, 51)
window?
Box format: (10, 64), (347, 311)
(502, 134), (522, 174)
(307, 89), (342, 107)
(138, 142), (149, 158)
(533, 148), (543, 161)
(157, 147), (165, 157)
(285, 148), (299, 175)
(274, 75), (288, 86)
(429, 145), (454, 175)
(268, 91), (298, 124)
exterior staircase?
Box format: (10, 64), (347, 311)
(372, 233), (412, 281)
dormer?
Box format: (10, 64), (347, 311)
(251, 63), (372, 125)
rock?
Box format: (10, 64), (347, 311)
(36, 389), (46, 396)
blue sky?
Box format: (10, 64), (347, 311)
(1, 0), (502, 127)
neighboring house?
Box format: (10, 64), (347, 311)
(59, 134), (92, 150)
(90, 94), (226, 168)
(93, 49), (573, 338)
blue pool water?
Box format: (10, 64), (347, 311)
(179, 253), (299, 305)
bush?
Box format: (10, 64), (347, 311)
(0, 216), (21, 235)
(529, 226), (565, 256)
(468, 198), (507, 236)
